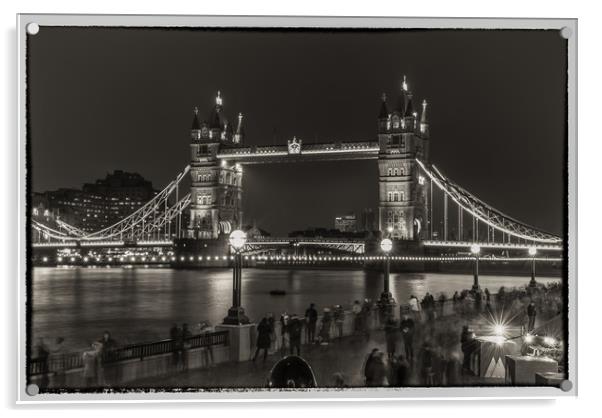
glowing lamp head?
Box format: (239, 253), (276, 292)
(387, 226), (393, 233)
(493, 324), (505, 336)
(229, 230), (247, 250)
(524, 334), (534, 344)
(528, 247), (537, 256)
(544, 336), (556, 346)
(380, 238), (393, 253)
(470, 244), (481, 255)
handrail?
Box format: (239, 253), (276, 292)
(28, 330), (229, 376)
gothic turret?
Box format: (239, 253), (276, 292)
(187, 90), (245, 240)
(377, 76), (430, 241)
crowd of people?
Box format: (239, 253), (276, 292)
(31, 281), (563, 389)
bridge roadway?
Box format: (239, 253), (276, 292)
(32, 237), (562, 252)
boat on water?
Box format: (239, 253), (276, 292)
(269, 289), (286, 296)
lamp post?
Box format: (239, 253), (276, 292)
(471, 244), (481, 292)
(223, 230), (250, 325)
(528, 247), (537, 287)
(380, 238), (393, 298)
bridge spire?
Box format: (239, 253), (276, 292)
(378, 93), (390, 133)
(234, 112), (245, 144)
(190, 106), (201, 140)
(216, 90), (223, 106)
(420, 99), (430, 137)
(395, 75), (408, 116)
(191, 107), (201, 129)
(378, 93), (389, 118)
(404, 92), (415, 118)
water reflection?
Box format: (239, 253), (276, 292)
(31, 267), (560, 352)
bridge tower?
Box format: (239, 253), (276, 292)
(377, 76), (430, 240)
(187, 92), (244, 239)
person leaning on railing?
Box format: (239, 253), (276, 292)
(50, 337), (67, 388)
(198, 322), (215, 367)
(82, 341), (103, 388)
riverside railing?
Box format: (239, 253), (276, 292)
(28, 330), (229, 376)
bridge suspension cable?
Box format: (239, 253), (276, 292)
(416, 159), (562, 244)
(32, 166), (191, 244)
(81, 165), (190, 241)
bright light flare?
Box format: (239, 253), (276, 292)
(544, 336), (556, 346)
(524, 334), (534, 344)
(493, 324), (506, 336)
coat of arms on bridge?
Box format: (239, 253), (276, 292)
(288, 137), (302, 154)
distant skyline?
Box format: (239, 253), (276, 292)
(28, 28), (567, 236)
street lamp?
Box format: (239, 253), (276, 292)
(470, 244), (481, 292)
(380, 238), (393, 297)
(528, 247), (537, 287)
(223, 229), (250, 325)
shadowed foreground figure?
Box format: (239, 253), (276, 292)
(267, 356), (317, 388)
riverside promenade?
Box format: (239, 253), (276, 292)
(29, 283), (564, 391)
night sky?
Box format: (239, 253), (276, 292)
(28, 28), (567, 237)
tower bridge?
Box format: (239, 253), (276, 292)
(31, 77), (563, 265)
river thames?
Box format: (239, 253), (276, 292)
(31, 267), (560, 352)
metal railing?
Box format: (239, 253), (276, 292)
(28, 330), (229, 376)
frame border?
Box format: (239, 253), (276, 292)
(16, 13), (577, 403)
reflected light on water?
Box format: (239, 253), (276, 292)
(32, 267), (560, 351)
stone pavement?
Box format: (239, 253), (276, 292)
(128, 327), (498, 389)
